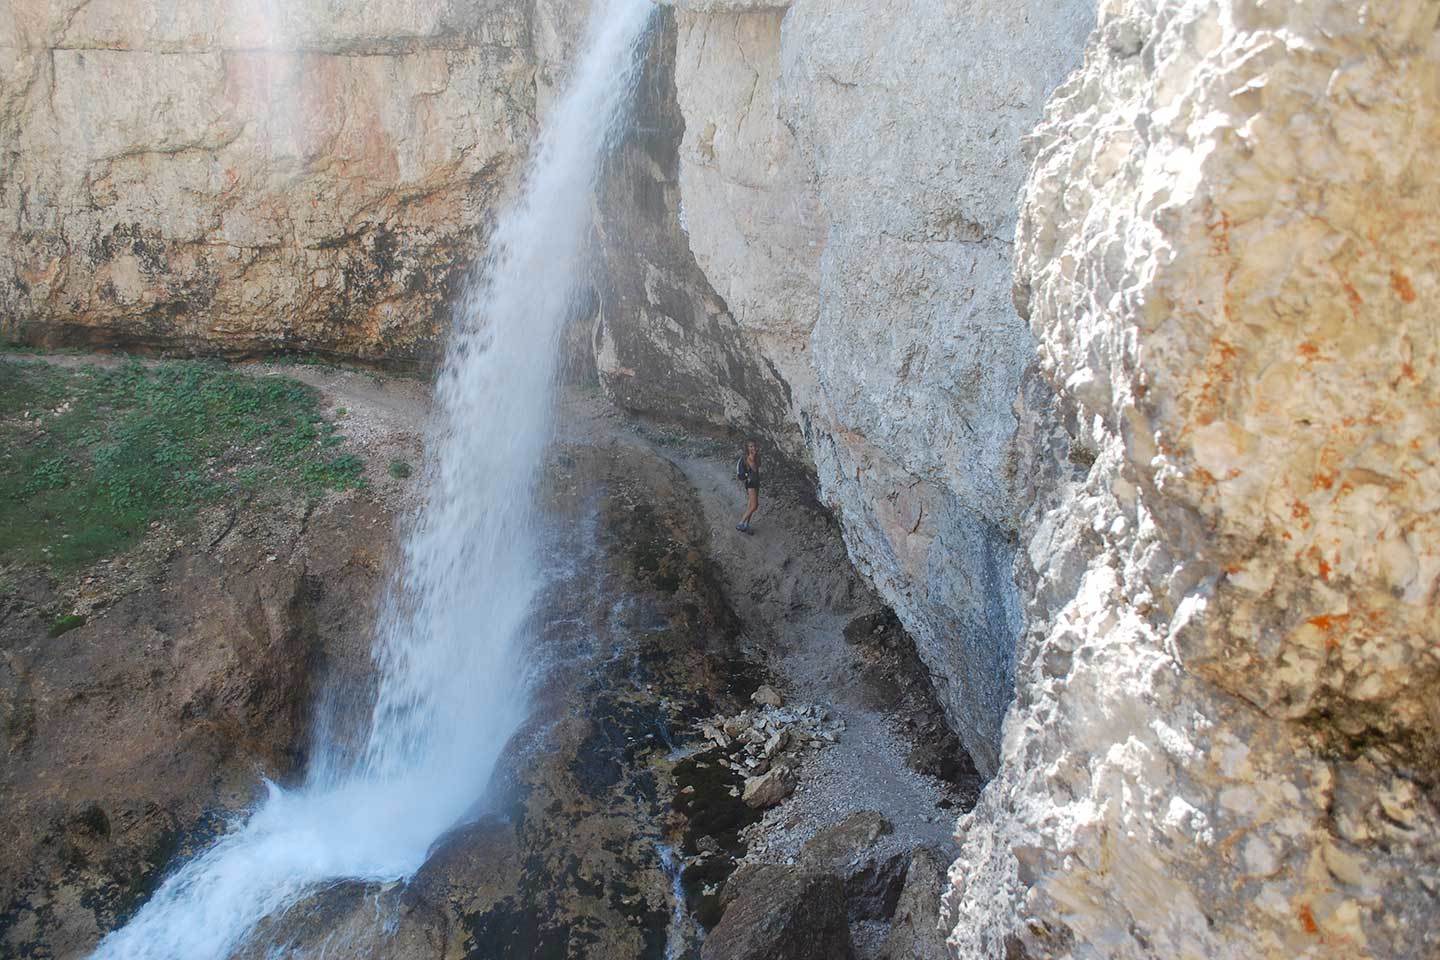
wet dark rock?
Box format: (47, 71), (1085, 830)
(702, 864), (855, 960)
(234, 439), (764, 960)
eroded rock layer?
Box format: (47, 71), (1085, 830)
(0, 0), (534, 363)
(947, 2), (1440, 957)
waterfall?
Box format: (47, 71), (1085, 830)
(90, 2), (655, 956)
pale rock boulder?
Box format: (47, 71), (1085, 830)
(0, 0), (535, 362)
(948, 1), (1440, 957)
(741, 764), (796, 809)
(631, 0), (1096, 775)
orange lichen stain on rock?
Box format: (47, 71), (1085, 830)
(1307, 612), (1351, 651)
(1298, 341), (1321, 359)
(1291, 500), (1311, 523)
(1342, 281), (1363, 308)
(1194, 338), (1240, 427)
(1391, 271), (1417, 303)
(1302, 545), (1333, 581)
(1207, 209), (1233, 258)
(1312, 446), (1341, 492)
(1298, 903), (1320, 936)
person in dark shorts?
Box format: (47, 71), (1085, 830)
(736, 439), (760, 533)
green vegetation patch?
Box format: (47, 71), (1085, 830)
(48, 613), (87, 637)
(0, 359), (365, 570)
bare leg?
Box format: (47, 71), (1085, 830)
(742, 489), (759, 526)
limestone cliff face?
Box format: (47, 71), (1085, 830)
(946, 1), (1440, 957)
(0, 0), (534, 363)
(590, 8), (797, 448)
(599, 0), (1096, 775)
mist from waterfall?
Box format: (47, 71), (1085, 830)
(89, 1), (655, 956)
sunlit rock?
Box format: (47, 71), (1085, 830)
(947, 1), (1440, 956)
(0, 0), (535, 363)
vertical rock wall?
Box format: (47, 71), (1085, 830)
(947, 1), (1440, 956)
(591, 7), (798, 446)
(600, 0), (1096, 775)
(0, 0), (534, 363)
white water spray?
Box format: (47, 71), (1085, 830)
(91, 2), (654, 956)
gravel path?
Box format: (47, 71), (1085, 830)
(659, 444), (963, 864)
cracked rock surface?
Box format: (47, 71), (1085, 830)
(0, 0), (535, 364)
(947, 2), (1440, 957)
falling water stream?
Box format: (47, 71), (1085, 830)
(91, 2), (654, 956)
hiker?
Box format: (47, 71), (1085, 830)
(736, 439), (760, 533)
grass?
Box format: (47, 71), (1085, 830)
(48, 613), (87, 637)
(0, 358), (365, 571)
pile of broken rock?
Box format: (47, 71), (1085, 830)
(696, 684), (847, 810)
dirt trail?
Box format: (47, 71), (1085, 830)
(660, 446), (966, 858)
(556, 394), (971, 864)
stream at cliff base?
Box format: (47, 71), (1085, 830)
(89, 2), (655, 957)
